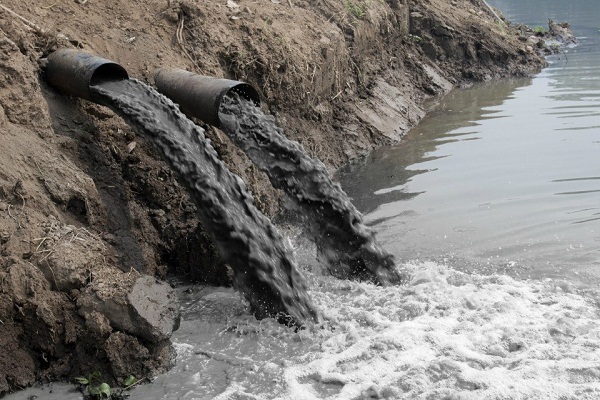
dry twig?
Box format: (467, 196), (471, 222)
(7, 204), (21, 229)
(175, 11), (195, 64)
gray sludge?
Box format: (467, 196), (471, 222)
(219, 95), (404, 285)
(91, 79), (318, 325)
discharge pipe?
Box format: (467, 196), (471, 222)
(45, 48), (129, 103)
(153, 68), (260, 127)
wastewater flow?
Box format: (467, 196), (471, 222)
(91, 79), (318, 324)
(219, 95), (403, 285)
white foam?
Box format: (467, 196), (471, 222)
(12, 262), (600, 400)
(268, 262), (600, 399)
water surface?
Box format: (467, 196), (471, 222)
(339, 0), (600, 284)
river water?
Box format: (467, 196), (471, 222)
(8, 1), (600, 399)
(339, 0), (600, 285)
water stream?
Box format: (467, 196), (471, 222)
(218, 95), (401, 285)
(93, 79), (318, 324)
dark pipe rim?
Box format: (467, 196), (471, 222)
(221, 83), (261, 108)
(153, 68), (261, 127)
(45, 49), (129, 103)
(90, 62), (129, 87)
(88, 62), (129, 104)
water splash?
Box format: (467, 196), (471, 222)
(91, 79), (318, 324)
(218, 95), (404, 285)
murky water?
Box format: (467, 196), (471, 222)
(219, 95), (401, 285)
(339, 0), (600, 285)
(93, 79), (318, 324)
(9, 1), (600, 399)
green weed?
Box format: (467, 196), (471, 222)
(407, 34), (423, 43)
(75, 372), (138, 399)
(345, 1), (366, 19)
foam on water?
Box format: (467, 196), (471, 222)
(131, 259), (600, 399)
(275, 263), (600, 399)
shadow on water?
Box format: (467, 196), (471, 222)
(337, 77), (532, 215)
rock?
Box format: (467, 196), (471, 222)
(42, 238), (104, 291)
(84, 104), (115, 120)
(127, 276), (181, 341)
(549, 20), (577, 45)
(7, 261), (52, 305)
(104, 332), (175, 378)
(78, 273), (180, 342)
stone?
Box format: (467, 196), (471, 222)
(78, 273), (180, 343)
(127, 275), (181, 341)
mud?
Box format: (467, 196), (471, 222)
(0, 0), (557, 394)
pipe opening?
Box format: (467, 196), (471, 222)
(45, 49), (130, 102)
(89, 63), (129, 87)
(153, 68), (261, 128)
(227, 84), (260, 107)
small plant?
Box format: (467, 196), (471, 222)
(75, 372), (138, 399)
(533, 26), (547, 35)
(407, 34), (423, 43)
(345, 1), (366, 20)
(496, 20), (507, 35)
(76, 372), (111, 398)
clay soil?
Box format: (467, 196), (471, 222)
(0, 0), (549, 394)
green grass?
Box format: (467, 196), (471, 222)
(345, 1), (366, 19)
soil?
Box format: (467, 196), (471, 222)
(0, 0), (557, 394)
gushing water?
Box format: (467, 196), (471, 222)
(219, 95), (403, 285)
(91, 79), (318, 324)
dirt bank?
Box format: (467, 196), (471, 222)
(0, 0), (551, 394)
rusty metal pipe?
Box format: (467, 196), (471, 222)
(153, 68), (260, 127)
(45, 49), (128, 103)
